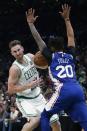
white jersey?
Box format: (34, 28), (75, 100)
(13, 54), (41, 98)
(13, 55), (59, 123)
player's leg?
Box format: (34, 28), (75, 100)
(40, 90), (63, 131)
(21, 117), (40, 131)
(66, 83), (87, 131)
(51, 121), (61, 131)
(50, 114), (61, 131)
(79, 104), (87, 131)
(40, 110), (62, 131)
(80, 123), (87, 131)
(79, 107), (87, 131)
(41, 109), (51, 131)
(16, 99), (40, 131)
(40, 83), (81, 131)
(68, 102), (87, 131)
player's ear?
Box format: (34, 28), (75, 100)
(11, 50), (14, 56)
(21, 46), (24, 52)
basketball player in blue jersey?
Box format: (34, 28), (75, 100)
(26, 4), (87, 131)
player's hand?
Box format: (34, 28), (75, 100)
(31, 79), (40, 88)
(39, 77), (45, 88)
(28, 78), (44, 89)
(26, 8), (38, 24)
(59, 4), (71, 20)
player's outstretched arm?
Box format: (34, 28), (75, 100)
(26, 8), (46, 52)
(59, 4), (75, 47)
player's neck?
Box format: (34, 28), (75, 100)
(54, 49), (63, 53)
(54, 50), (63, 53)
(17, 57), (28, 66)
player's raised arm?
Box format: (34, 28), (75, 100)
(59, 4), (75, 47)
(26, 8), (47, 52)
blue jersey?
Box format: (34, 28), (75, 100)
(41, 47), (87, 131)
(42, 47), (76, 83)
(49, 52), (76, 83)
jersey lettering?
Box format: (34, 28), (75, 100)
(56, 65), (74, 78)
(24, 67), (38, 80)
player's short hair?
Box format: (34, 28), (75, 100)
(48, 36), (64, 52)
(9, 40), (22, 50)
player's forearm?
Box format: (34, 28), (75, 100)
(65, 18), (74, 38)
(64, 18), (75, 47)
(8, 84), (31, 95)
(28, 22), (46, 52)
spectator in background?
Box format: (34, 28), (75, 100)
(10, 105), (19, 121)
(0, 101), (10, 131)
(76, 64), (86, 86)
(7, 105), (19, 131)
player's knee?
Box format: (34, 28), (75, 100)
(21, 117), (40, 131)
(50, 114), (61, 131)
(21, 122), (31, 131)
(30, 117), (40, 129)
(51, 121), (61, 131)
(80, 121), (87, 131)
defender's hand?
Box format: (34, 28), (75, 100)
(26, 8), (38, 24)
(59, 4), (71, 20)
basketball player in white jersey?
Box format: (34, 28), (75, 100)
(8, 40), (61, 131)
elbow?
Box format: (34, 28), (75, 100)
(68, 37), (75, 47)
(68, 34), (74, 39)
(8, 90), (13, 95)
(8, 88), (14, 95)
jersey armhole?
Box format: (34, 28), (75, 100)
(11, 64), (21, 79)
(66, 46), (76, 59)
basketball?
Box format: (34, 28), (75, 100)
(34, 51), (48, 69)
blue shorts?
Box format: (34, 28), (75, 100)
(44, 82), (87, 130)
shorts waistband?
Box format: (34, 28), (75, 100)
(16, 93), (40, 99)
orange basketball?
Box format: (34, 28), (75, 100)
(34, 51), (48, 69)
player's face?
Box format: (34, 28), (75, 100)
(11, 44), (24, 60)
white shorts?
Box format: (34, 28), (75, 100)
(16, 94), (59, 123)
